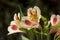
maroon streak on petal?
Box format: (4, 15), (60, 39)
(30, 10), (33, 15)
(53, 17), (57, 24)
(24, 20), (32, 25)
(11, 25), (18, 30)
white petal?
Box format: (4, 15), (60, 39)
(10, 21), (16, 25)
(22, 16), (29, 21)
(27, 8), (32, 17)
(27, 6), (41, 23)
(51, 14), (60, 26)
(21, 22), (32, 30)
(57, 15), (60, 21)
(8, 26), (23, 35)
(56, 15), (60, 24)
(34, 6), (41, 19)
(21, 18), (39, 29)
(18, 13), (20, 19)
(14, 13), (17, 21)
(21, 17), (32, 28)
(51, 14), (55, 26)
(32, 22), (39, 28)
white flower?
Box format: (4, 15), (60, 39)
(8, 21), (23, 35)
(50, 14), (60, 26)
(8, 26), (21, 35)
(21, 17), (39, 30)
(8, 13), (23, 35)
(27, 6), (41, 23)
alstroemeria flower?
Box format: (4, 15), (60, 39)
(21, 17), (39, 30)
(21, 6), (41, 30)
(8, 21), (23, 35)
(50, 14), (60, 26)
(50, 14), (60, 33)
(27, 6), (41, 23)
(8, 13), (23, 35)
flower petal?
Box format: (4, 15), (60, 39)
(18, 13), (20, 19)
(14, 13), (19, 21)
(27, 6), (41, 23)
(51, 14), (60, 26)
(34, 6), (41, 22)
(21, 16), (39, 29)
(8, 26), (23, 35)
(21, 17), (32, 28)
(27, 8), (33, 17)
(14, 13), (17, 20)
(10, 21), (16, 25)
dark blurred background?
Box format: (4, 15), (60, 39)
(0, 0), (58, 40)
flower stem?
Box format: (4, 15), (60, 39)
(34, 28), (39, 40)
(47, 33), (50, 40)
(41, 28), (43, 40)
(47, 28), (50, 40)
(54, 34), (57, 40)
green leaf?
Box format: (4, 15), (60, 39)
(26, 29), (35, 40)
(19, 28), (27, 30)
(21, 35), (29, 40)
(19, 28), (28, 33)
(41, 16), (47, 26)
(41, 16), (47, 21)
(56, 22), (60, 28)
(41, 16), (49, 28)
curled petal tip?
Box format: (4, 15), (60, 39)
(27, 8), (33, 16)
(34, 6), (41, 19)
(18, 13), (20, 19)
(14, 13), (17, 20)
(14, 13), (20, 20)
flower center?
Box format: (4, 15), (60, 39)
(11, 25), (18, 30)
(53, 17), (57, 24)
(25, 20), (32, 25)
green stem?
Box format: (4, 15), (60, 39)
(34, 29), (39, 40)
(54, 34), (57, 40)
(47, 33), (50, 40)
(41, 28), (43, 40)
(47, 28), (50, 40)
(36, 33), (39, 40)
